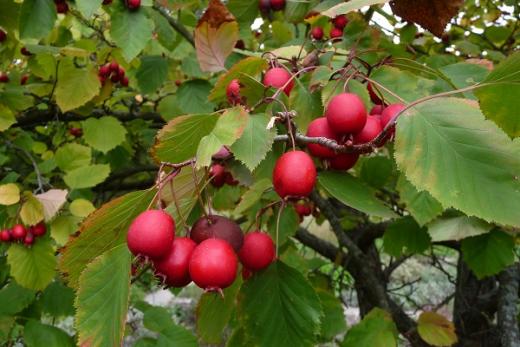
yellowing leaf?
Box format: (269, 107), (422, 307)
(417, 312), (457, 346)
(20, 194), (45, 226)
(0, 183), (20, 205)
(194, 0), (238, 72)
(35, 189), (68, 222)
(70, 199), (96, 218)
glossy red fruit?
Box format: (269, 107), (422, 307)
(367, 82), (383, 105)
(212, 146), (231, 160)
(380, 103), (406, 129)
(127, 210), (175, 259)
(110, 73), (120, 83)
(238, 232), (275, 271)
(69, 127), (83, 137)
(263, 67), (294, 96)
(325, 93), (367, 135)
(273, 151), (317, 198)
(0, 73), (9, 83)
(189, 238), (238, 291)
(190, 215), (244, 252)
(126, 0), (141, 10)
(370, 105), (385, 115)
(332, 15), (348, 29)
(121, 76), (129, 87)
(20, 75), (29, 85)
(24, 232), (34, 246)
(226, 79), (241, 105)
(0, 230), (11, 242)
(21, 47), (32, 56)
(329, 153), (359, 171)
(330, 27), (343, 39)
(153, 237), (197, 287)
(0, 30), (6, 42)
(117, 66), (125, 78)
(109, 61), (119, 72)
(270, 0), (285, 11)
(311, 27), (324, 40)
(209, 163), (227, 188)
(306, 117), (338, 158)
(354, 116), (383, 144)
(99, 65), (110, 77)
(294, 201), (312, 217)
(11, 224), (27, 240)
(56, 2), (69, 14)
(31, 222), (46, 237)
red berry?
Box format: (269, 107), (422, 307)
(329, 153), (359, 171)
(121, 76), (129, 87)
(270, 0), (285, 11)
(99, 65), (111, 77)
(153, 237), (197, 288)
(175, 80), (182, 87)
(294, 201), (312, 217)
(263, 67), (294, 96)
(127, 210), (175, 259)
(98, 75), (106, 84)
(56, 2), (69, 14)
(0, 73), (9, 83)
(330, 27), (343, 39)
(259, 0), (271, 15)
(367, 82), (383, 105)
(212, 146), (231, 160)
(238, 232), (275, 271)
(353, 116), (383, 144)
(0, 30), (6, 43)
(102, 0), (113, 4)
(325, 93), (367, 135)
(109, 61), (119, 72)
(273, 151), (317, 198)
(311, 27), (324, 40)
(20, 75), (29, 85)
(69, 127), (83, 137)
(0, 230), (11, 242)
(209, 163), (227, 188)
(110, 73), (120, 83)
(224, 172), (239, 186)
(306, 117), (339, 158)
(117, 66), (125, 78)
(20, 47), (32, 56)
(380, 103), (406, 129)
(24, 232), (34, 246)
(31, 222), (46, 237)
(235, 40), (245, 50)
(126, 0), (141, 10)
(226, 79), (241, 105)
(11, 224), (27, 240)
(332, 15), (348, 29)
(189, 238), (238, 291)
(190, 215), (244, 252)
(370, 105), (385, 115)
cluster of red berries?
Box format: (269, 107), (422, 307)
(209, 163), (238, 188)
(0, 29), (6, 43)
(311, 14), (349, 41)
(127, 210), (275, 291)
(293, 200), (315, 221)
(259, 0), (286, 15)
(0, 73), (29, 85)
(0, 222), (46, 247)
(98, 61), (129, 87)
(54, 0), (69, 14)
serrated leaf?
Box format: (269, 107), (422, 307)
(195, 0), (238, 72)
(234, 178), (271, 214)
(395, 97), (520, 227)
(370, 66), (435, 103)
(0, 105), (16, 132)
(289, 82), (323, 133)
(0, 183), (20, 205)
(428, 216), (491, 242)
(322, 0), (389, 17)
(153, 114), (218, 163)
(417, 312), (457, 347)
(196, 107), (249, 168)
(19, 0), (56, 40)
(76, 245), (131, 347)
(59, 189), (155, 288)
(24, 320), (74, 347)
(56, 58), (100, 112)
(317, 289), (347, 341)
(383, 217), (431, 257)
(238, 261), (323, 347)
(20, 194), (44, 226)
(76, 0), (103, 18)
(82, 116), (127, 153)
(318, 172), (397, 219)
(63, 164), (110, 190)
(34, 189), (68, 222)
(50, 215), (78, 246)
(0, 282), (35, 316)
(7, 239), (57, 291)
(396, 176), (443, 226)
(110, 6), (154, 61)
(136, 56), (169, 95)
(342, 308), (398, 347)
(228, 0), (259, 29)
(55, 143), (91, 172)
(69, 199), (96, 218)
(40, 281), (75, 317)
(177, 79), (216, 114)
(231, 114), (276, 171)
(461, 229), (515, 279)
(268, 206), (299, 246)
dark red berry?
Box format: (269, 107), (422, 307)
(226, 79), (241, 105)
(273, 151), (317, 198)
(102, 0), (113, 4)
(235, 40), (245, 50)
(224, 172), (239, 186)
(99, 65), (111, 77)
(117, 66), (125, 78)
(294, 201), (312, 217)
(332, 15), (348, 29)
(121, 76), (129, 87)
(190, 215), (244, 252)
(69, 127), (83, 137)
(367, 82), (384, 105)
(0, 230), (11, 242)
(20, 75), (29, 85)
(263, 67), (294, 96)
(110, 73), (120, 83)
(311, 27), (324, 40)
(21, 47), (32, 56)
(325, 93), (367, 135)
(126, 0), (141, 10)
(209, 164), (227, 188)
(330, 27), (343, 39)
(259, 0), (271, 15)
(55, 2), (69, 14)
(153, 237), (197, 288)
(212, 146), (231, 160)
(270, 0), (285, 11)
(24, 232), (34, 246)
(353, 115), (383, 144)
(329, 153), (359, 171)
(0, 30), (6, 43)
(238, 232), (275, 271)
(175, 80), (182, 86)
(11, 224), (27, 240)
(380, 103), (406, 141)
(306, 117), (339, 158)
(109, 61), (119, 72)
(31, 222), (46, 237)
(0, 73), (9, 83)
(127, 210), (175, 259)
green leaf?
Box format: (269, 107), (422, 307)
(76, 245), (131, 347)
(428, 216), (492, 242)
(475, 52), (520, 137)
(0, 105), (16, 132)
(234, 178), (271, 214)
(0, 183), (20, 205)
(289, 82), (323, 132)
(461, 230), (515, 279)
(196, 107), (249, 168)
(7, 239), (57, 291)
(238, 261), (323, 347)
(342, 308), (398, 347)
(395, 97), (520, 227)
(50, 215), (78, 246)
(360, 156), (394, 189)
(110, 6), (154, 61)
(82, 116), (127, 153)
(417, 312), (458, 347)
(63, 164), (111, 189)
(228, 0), (259, 29)
(150, 10), (178, 51)
(56, 58), (100, 112)
(55, 143), (92, 172)
(322, 0), (389, 17)
(142, 306), (198, 347)
(439, 63), (489, 98)
(370, 66), (434, 103)
(40, 281), (75, 317)
(231, 114), (276, 171)
(70, 199), (96, 218)
(383, 217), (431, 257)
(177, 80), (216, 114)
(317, 289), (347, 341)
(59, 189), (155, 288)
(136, 56), (169, 95)
(396, 175), (443, 226)
(20, 194), (44, 226)
(19, 0), (56, 40)
(153, 114), (218, 163)
(196, 280), (240, 343)
(318, 172), (397, 218)
(76, 0), (103, 18)
(268, 206), (299, 246)
(0, 282), (35, 316)
(24, 320), (74, 347)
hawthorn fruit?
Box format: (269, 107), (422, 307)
(332, 15), (348, 29)
(153, 237), (197, 287)
(263, 67), (294, 96)
(311, 27), (324, 40)
(353, 115), (383, 144)
(11, 224), (27, 240)
(306, 117), (338, 158)
(190, 215), (244, 252)
(127, 210), (175, 259)
(325, 93), (367, 135)
(330, 27), (343, 39)
(238, 232), (275, 271)
(273, 151), (317, 198)
(329, 153), (359, 171)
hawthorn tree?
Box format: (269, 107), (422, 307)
(0, 0), (519, 346)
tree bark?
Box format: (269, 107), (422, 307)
(497, 263), (520, 347)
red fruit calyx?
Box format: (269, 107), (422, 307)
(127, 210), (175, 259)
(353, 116), (383, 144)
(311, 27), (324, 40)
(226, 79), (242, 105)
(190, 215), (244, 252)
(306, 117), (338, 158)
(329, 153), (359, 171)
(31, 222), (46, 237)
(11, 224), (27, 240)
(189, 238), (238, 291)
(273, 151), (317, 198)
(238, 232), (275, 271)
(153, 237), (197, 287)
(332, 15), (349, 29)
(263, 67), (294, 96)
(325, 93), (367, 135)
(330, 27), (343, 39)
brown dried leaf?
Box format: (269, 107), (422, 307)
(390, 0), (464, 37)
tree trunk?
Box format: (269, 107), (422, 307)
(497, 263), (520, 347)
